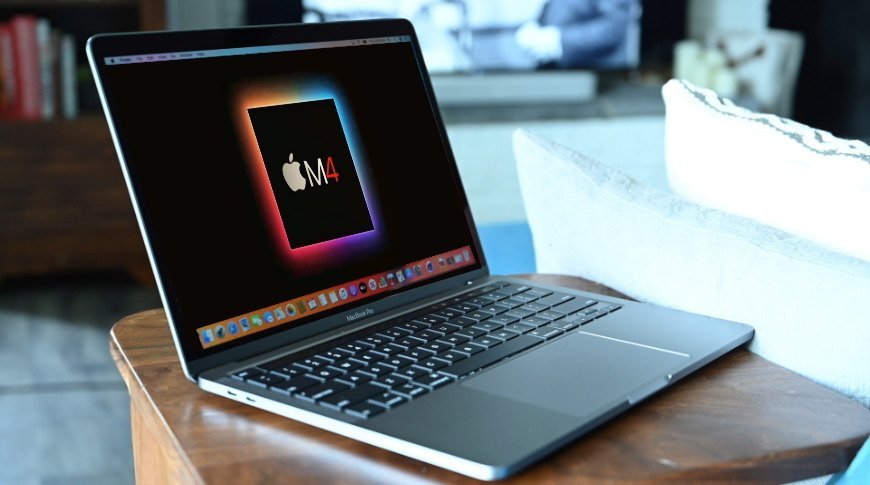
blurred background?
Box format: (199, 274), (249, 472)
(1, 0), (868, 482)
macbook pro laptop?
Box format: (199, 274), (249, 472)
(88, 19), (753, 480)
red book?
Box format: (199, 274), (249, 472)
(0, 22), (16, 119)
(10, 15), (42, 120)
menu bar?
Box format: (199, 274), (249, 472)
(197, 246), (475, 349)
(104, 36), (412, 66)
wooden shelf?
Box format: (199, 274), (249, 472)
(0, 0), (164, 283)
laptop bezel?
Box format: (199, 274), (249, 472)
(87, 19), (490, 381)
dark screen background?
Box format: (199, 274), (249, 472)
(101, 41), (480, 357)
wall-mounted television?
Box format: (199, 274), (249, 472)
(302, 0), (641, 73)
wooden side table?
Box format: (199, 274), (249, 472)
(110, 274), (870, 483)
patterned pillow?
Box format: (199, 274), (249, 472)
(663, 79), (870, 261)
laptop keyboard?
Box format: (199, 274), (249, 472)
(230, 282), (621, 419)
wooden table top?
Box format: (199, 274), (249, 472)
(110, 274), (870, 484)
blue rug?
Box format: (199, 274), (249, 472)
(476, 221), (536, 275)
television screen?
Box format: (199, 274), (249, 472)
(302, 0), (641, 72)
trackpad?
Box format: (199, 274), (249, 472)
(462, 332), (689, 418)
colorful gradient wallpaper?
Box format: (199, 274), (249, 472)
(232, 78), (386, 275)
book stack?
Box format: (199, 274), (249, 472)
(0, 14), (78, 121)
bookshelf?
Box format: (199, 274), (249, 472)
(0, 0), (164, 283)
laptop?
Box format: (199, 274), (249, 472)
(88, 19), (753, 480)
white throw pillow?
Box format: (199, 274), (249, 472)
(663, 79), (870, 262)
(513, 128), (870, 407)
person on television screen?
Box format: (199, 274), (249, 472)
(515, 0), (635, 68)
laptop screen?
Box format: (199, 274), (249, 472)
(98, 34), (482, 358)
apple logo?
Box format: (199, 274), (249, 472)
(282, 153), (307, 192)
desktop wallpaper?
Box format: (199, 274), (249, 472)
(101, 41), (480, 358)
(235, 79), (384, 273)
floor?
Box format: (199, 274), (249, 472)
(0, 273), (160, 484)
(0, 81), (664, 483)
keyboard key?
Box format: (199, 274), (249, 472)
(412, 372), (454, 390)
(465, 311), (492, 321)
(449, 316), (478, 328)
(420, 341), (452, 354)
(295, 356), (330, 371)
(398, 348), (435, 361)
(261, 361), (300, 378)
(295, 381), (350, 402)
(399, 321), (427, 333)
(501, 284), (531, 295)
(435, 350), (467, 364)
(431, 322), (461, 335)
(470, 335), (503, 348)
(373, 344), (405, 356)
(439, 336), (542, 378)
(596, 303), (622, 314)
(537, 293), (574, 307)
(320, 383), (383, 410)
(519, 316), (550, 328)
(415, 357), (448, 371)
(435, 309), (463, 320)
(391, 383), (429, 399)
(412, 329), (442, 342)
(548, 320), (580, 331)
(467, 298), (491, 306)
(351, 350), (385, 365)
(319, 349), (352, 362)
(456, 326), (487, 339)
(368, 391), (406, 408)
(520, 302), (549, 313)
(336, 371), (372, 387)
(333, 359), (364, 373)
(478, 305), (507, 316)
(345, 400), (386, 419)
(396, 366), (430, 380)
(526, 288), (553, 298)
(445, 306), (467, 315)
(480, 291), (509, 302)
(393, 336), (426, 349)
(551, 298), (598, 315)
(362, 335), (391, 347)
(494, 299), (523, 310)
(472, 320), (504, 332)
(309, 367), (344, 381)
(382, 327), (411, 339)
(438, 334), (470, 346)
(536, 311), (565, 322)
(504, 322), (535, 334)
(506, 308), (535, 319)
(230, 364), (260, 381)
(341, 342), (369, 354)
(490, 329), (520, 341)
(380, 355), (415, 370)
(372, 374), (410, 389)
(489, 314), (519, 326)
(247, 372), (283, 388)
(352, 339), (376, 349)
(510, 293), (538, 303)
(527, 326), (564, 340)
(454, 343), (486, 356)
(454, 303), (479, 312)
(358, 363), (393, 377)
(418, 315), (446, 325)
(476, 284), (502, 293)
(271, 375), (319, 395)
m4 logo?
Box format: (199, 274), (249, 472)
(282, 153), (340, 192)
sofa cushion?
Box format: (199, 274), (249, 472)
(513, 128), (870, 407)
(663, 79), (870, 261)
